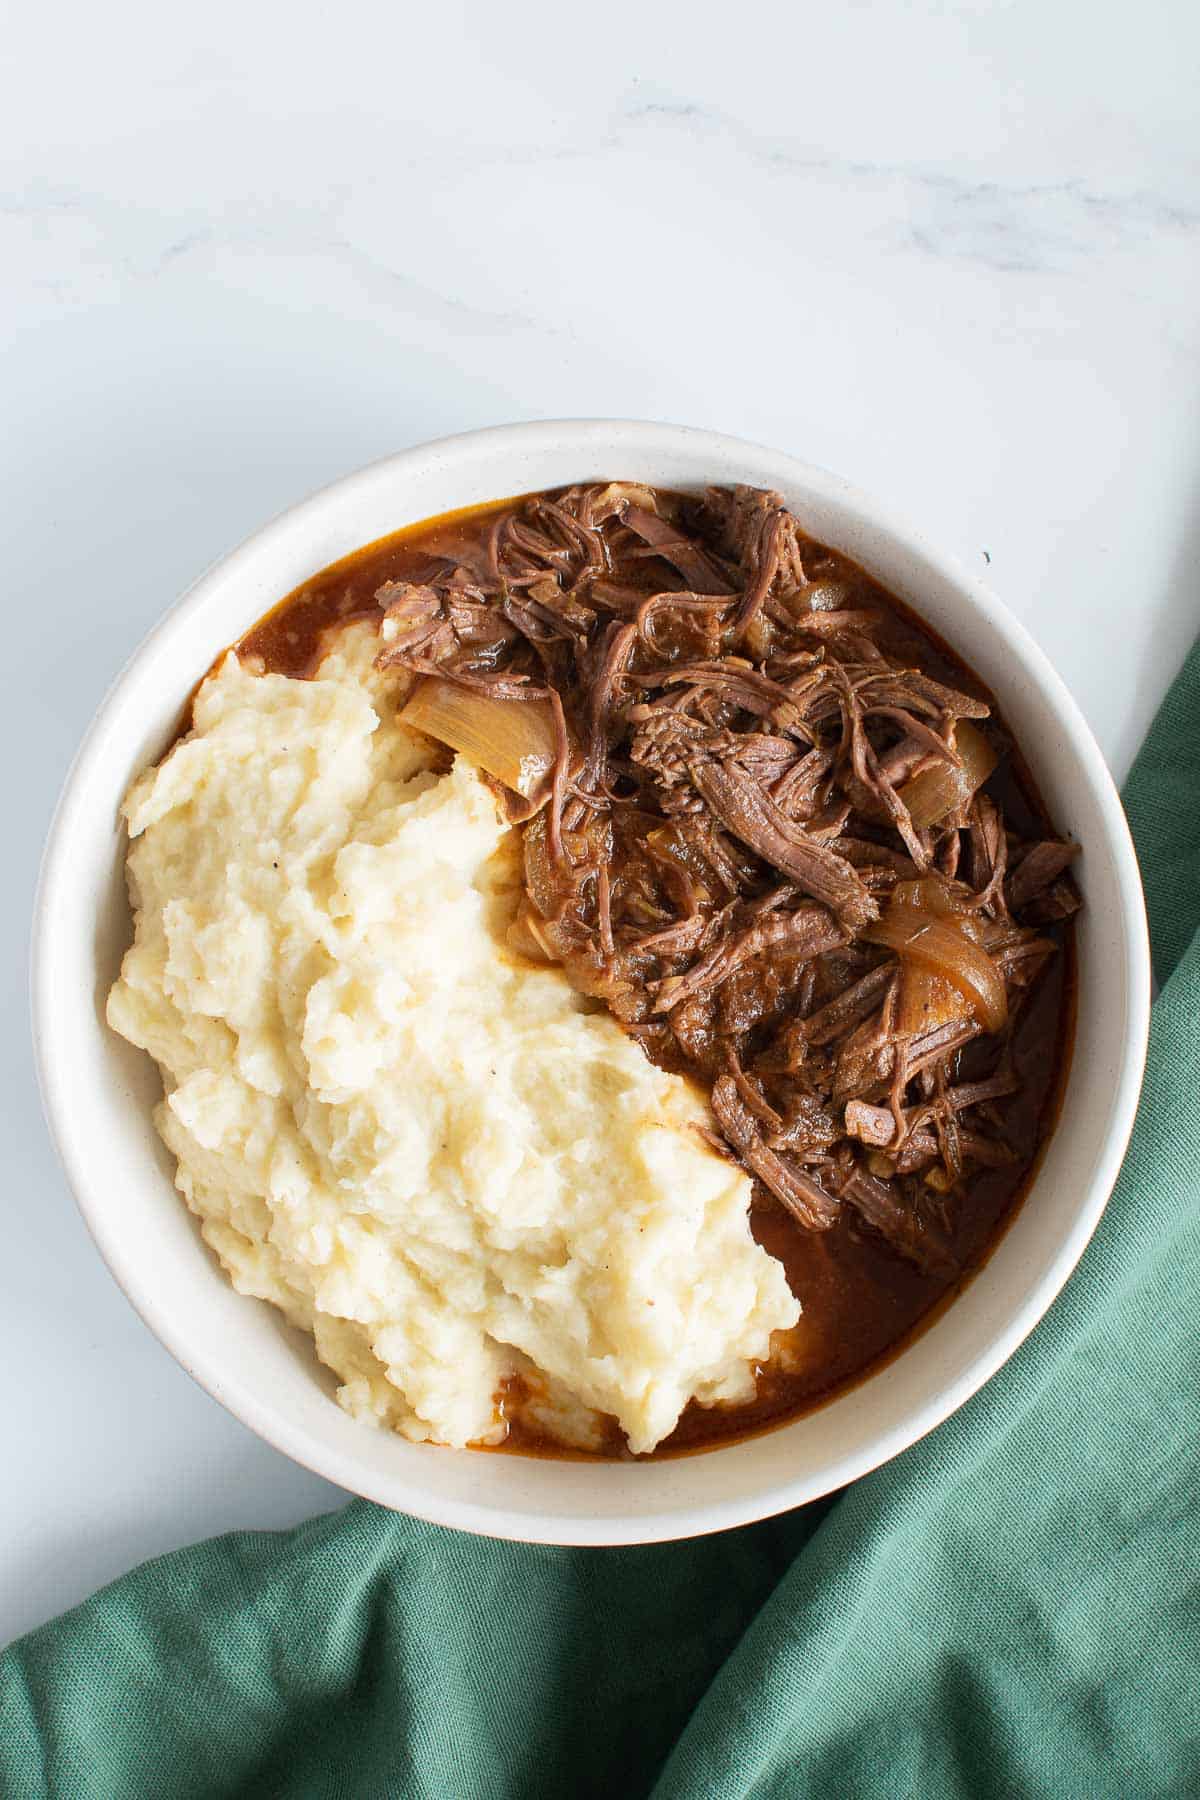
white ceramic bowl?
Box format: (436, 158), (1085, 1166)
(32, 421), (1150, 1544)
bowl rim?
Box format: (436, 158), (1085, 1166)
(31, 418), (1151, 1543)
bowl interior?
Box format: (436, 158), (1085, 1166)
(35, 422), (1148, 1543)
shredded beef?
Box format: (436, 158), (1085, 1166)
(1007, 839), (1081, 914)
(711, 1076), (840, 1230)
(374, 483), (1080, 1272)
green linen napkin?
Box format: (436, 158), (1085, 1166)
(5, 645), (1200, 1800)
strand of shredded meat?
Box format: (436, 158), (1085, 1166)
(374, 483), (1080, 1276)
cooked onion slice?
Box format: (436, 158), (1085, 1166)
(890, 874), (960, 916)
(506, 897), (559, 964)
(897, 966), (971, 1037)
(898, 722), (998, 829)
(867, 909), (1007, 1032)
(400, 678), (559, 807)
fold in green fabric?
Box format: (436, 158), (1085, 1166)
(6, 645), (1200, 1800)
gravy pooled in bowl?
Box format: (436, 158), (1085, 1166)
(108, 484), (1078, 1459)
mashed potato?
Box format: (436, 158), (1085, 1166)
(107, 625), (799, 1454)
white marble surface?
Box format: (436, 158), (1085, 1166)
(4, 0), (1199, 1645)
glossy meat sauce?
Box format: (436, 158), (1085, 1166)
(238, 496), (1076, 1460)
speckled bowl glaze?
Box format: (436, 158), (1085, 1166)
(32, 421), (1150, 1544)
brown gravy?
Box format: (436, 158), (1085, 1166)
(236, 493), (1076, 1461)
